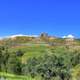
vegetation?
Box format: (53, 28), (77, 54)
(0, 35), (80, 80)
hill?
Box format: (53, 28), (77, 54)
(0, 33), (80, 47)
(0, 33), (80, 80)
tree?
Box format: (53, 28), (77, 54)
(7, 54), (22, 74)
(16, 50), (24, 56)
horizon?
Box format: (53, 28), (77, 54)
(0, 0), (80, 37)
(0, 33), (79, 39)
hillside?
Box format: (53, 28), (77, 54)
(0, 33), (80, 80)
(0, 33), (80, 47)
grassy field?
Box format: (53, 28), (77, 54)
(9, 45), (50, 63)
(0, 42), (80, 80)
(0, 45), (48, 80)
(0, 72), (42, 80)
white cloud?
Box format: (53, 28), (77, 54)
(0, 34), (38, 39)
(10, 34), (38, 38)
(62, 34), (75, 39)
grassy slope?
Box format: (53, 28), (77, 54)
(0, 72), (42, 80)
(0, 44), (49, 80)
(9, 45), (50, 63)
(1, 37), (80, 80)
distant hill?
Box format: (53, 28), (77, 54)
(0, 33), (80, 47)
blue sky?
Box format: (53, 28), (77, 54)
(0, 0), (80, 37)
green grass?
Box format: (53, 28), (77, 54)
(0, 72), (42, 80)
(0, 44), (49, 80)
(0, 45), (47, 80)
(9, 45), (49, 63)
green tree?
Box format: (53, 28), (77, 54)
(7, 54), (22, 74)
